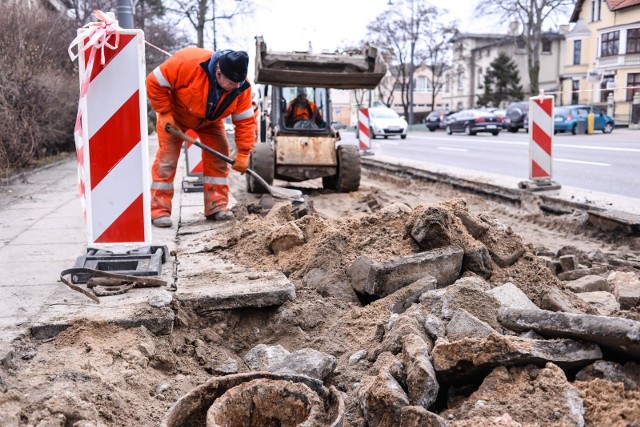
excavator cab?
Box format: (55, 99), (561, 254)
(247, 36), (387, 194)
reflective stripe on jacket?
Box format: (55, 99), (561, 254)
(146, 47), (256, 154)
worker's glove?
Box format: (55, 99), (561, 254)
(157, 111), (177, 131)
(232, 152), (250, 174)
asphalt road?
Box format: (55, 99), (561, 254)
(340, 128), (640, 199)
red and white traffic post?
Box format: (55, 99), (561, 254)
(67, 12), (166, 283)
(358, 108), (374, 156)
(518, 91), (561, 191)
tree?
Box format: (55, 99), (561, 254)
(477, 52), (523, 107)
(367, 0), (443, 123)
(167, 0), (254, 50)
(421, 20), (457, 112)
(474, 0), (575, 95)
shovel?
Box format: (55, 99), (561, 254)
(166, 124), (303, 200)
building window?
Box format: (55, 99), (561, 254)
(600, 76), (614, 102)
(600, 31), (619, 57)
(457, 66), (464, 91)
(445, 74), (450, 93)
(542, 40), (552, 53)
(416, 76), (427, 92)
(628, 73), (640, 101)
(627, 29), (640, 54)
(516, 37), (525, 49)
(571, 80), (580, 105)
(573, 40), (582, 64)
(590, 0), (602, 22)
(477, 67), (483, 88)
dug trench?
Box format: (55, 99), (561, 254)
(1, 165), (640, 426)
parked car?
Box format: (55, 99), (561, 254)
(357, 107), (408, 139)
(331, 121), (347, 130)
(425, 109), (456, 131)
(492, 109), (507, 127)
(553, 105), (615, 134)
(504, 101), (529, 133)
(445, 109), (501, 136)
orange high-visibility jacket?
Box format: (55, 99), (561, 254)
(146, 47), (256, 154)
(287, 100), (319, 121)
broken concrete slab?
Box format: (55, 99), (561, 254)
(268, 222), (305, 254)
(575, 360), (640, 391)
(446, 309), (496, 341)
(488, 282), (539, 310)
(375, 305), (432, 359)
(559, 255), (579, 272)
(400, 406), (448, 427)
(461, 244), (493, 279)
(385, 276), (437, 314)
(442, 363), (585, 427)
(575, 291), (620, 316)
(557, 265), (608, 281)
(563, 275), (610, 294)
(497, 307), (640, 358)
(175, 254), (295, 314)
(347, 246), (463, 298)
(275, 348), (337, 382)
(539, 287), (588, 314)
(244, 344), (290, 371)
(359, 353), (409, 427)
(441, 281), (502, 329)
(31, 303), (174, 340)
(401, 334), (439, 409)
(477, 223), (525, 268)
(432, 333), (602, 384)
(588, 209), (640, 235)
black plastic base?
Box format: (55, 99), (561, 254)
(70, 246), (168, 284)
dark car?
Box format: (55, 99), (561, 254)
(504, 102), (529, 133)
(331, 121), (347, 130)
(425, 110), (456, 131)
(553, 105), (615, 134)
(445, 109), (501, 136)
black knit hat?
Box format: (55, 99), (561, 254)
(218, 50), (249, 83)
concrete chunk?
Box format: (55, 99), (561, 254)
(400, 406), (448, 427)
(575, 291), (620, 316)
(446, 309), (496, 341)
(557, 265), (608, 281)
(563, 275), (610, 294)
(402, 334), (439, 409)
(559, 255), (578, 272)
(359, 354), (410, 427)
(347, 246), (464, 298)
(497, 307), (640, 358)
(432, 333), (602, 384)
(488, 282), (539, 310)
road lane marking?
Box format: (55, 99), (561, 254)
(411, 135), (640, 152)
(555, 158), (610, 166)
(438, 147), (468, 152)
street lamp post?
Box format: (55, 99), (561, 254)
(116, 0), (134, 29)
(408, 0), (415, 125)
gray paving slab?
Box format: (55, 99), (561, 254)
(0, 284), (58, 319)
(0, 260), (72, 287)
(10, 227), (87, 245)
(0, 242), (86, 263)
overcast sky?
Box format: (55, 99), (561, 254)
(245, 0), (484, 53)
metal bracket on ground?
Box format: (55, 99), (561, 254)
(70, 245), (169, 284)
(181, 177), (204, 193)
(360, 150), (375, 157)
(518, 179), (561, 192)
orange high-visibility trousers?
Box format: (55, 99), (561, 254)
(151, 118), (230, 219)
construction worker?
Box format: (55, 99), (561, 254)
(285, 87), (324, 128)
(147, 48), (256, 227)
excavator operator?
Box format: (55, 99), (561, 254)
(285, 88), (325, 128)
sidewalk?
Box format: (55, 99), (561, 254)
(0, 135), (180, 346)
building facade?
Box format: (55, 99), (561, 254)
(561, 0), (640, 124)
(441, 31), (565, 111)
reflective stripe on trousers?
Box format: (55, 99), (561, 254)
(151, 118), (230, 219)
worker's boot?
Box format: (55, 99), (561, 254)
(206, 210), (234, 221)
(152, 216), (172, 228)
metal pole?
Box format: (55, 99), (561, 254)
(116, 0), (134, 29)
(408, 0), (415, 125)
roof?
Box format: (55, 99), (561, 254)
(571, 0), (640, 21)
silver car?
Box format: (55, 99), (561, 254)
(358, 107), (408, 139)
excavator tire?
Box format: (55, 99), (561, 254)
(246, 143), (274, 194)
(322, 145), (361, 192)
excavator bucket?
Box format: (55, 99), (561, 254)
(254, 36), (387, 89)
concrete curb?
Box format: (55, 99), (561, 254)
(361, 157), (640, 236)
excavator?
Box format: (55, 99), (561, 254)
(247, 36), (387, 194)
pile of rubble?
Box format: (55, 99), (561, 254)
(215, 197), (640, 426)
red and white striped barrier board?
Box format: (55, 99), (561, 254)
(184, 130), (204, 176)
(71, 16), (150, 247)
(358, 108), (371, 151)
(528, 94), (554, 180)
